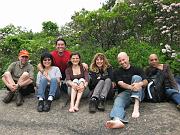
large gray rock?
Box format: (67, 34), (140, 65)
(0, 90), (179, 135)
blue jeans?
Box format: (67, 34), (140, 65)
(110, 75), (144, 122)
(165, 88), (180, 105)
(37, 77), (60, 100)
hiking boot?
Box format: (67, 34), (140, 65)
(89, 98), (97, 113)
(98, 97), (105, 111)
(43, 100), (52, 112)
(2, 91), (15, 103)
(16, 91), (24, 106)
(37, 100), (44, 112)
(177, 104), (180, 111)
(98, 99), (105, 111)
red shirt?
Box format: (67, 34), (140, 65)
(51, 50), (71, 73)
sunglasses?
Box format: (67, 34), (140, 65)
(43, 58), (51, 62)
(21, 56), (29, 59)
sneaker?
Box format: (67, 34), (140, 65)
(89, 98), (97, 113)
(37, 100), (44, 112)
(2, 91), (15, 103)
(16, 91), (24, 106)
(98, 99), (105, 111)
(177, 104), (180, 111)
(43, 100), (52, 112)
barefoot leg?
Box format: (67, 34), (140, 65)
(69, 88), (77, 113)
(74, 92), (83, 111)
(132, 98), (140, 118)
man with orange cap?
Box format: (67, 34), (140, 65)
(2, 50), (35, 106)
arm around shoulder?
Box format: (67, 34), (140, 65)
(37, 63), (44, 74)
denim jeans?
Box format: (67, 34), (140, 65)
(37, 77), (60, 100)
(165, 88), (180, 105)
(110, 75), (144, 122)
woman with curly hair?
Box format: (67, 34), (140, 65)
(89, 53), (113, 113)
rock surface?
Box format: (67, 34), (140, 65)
(0, 90), (179, 135)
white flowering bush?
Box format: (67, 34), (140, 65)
(161, 44), (176, 57)
(154, 0), (180, 51)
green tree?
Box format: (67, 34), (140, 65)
(42, 21), (59, 36)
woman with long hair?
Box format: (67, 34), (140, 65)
(65, 52), (89, 113)
(89, 53), (113, 113)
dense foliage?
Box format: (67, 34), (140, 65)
(0, 0), (179, 88)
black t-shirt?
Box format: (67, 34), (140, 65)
(113, 65), (146, 91)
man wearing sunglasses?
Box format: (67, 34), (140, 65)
(145, 54), (180, 110)
(2, 50), (35, 106)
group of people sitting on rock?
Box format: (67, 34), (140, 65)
(1, 38), (180, 129)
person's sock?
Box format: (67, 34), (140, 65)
(113, 117), (120, 121)
(91, 96), (98, 101)
(100, 96), (105, 101)
(48, 96), (53, 101)
(39, 97), (43, 101)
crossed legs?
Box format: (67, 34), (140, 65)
(2, 71), (33, 92)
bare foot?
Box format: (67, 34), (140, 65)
(105, 120), (125, 129)
(132, 110), (140, 118)
(69, 108), (75, 113)
(73, 107), (79, 112)
(132, 99), (140, 118)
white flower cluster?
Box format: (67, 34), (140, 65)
(0, 33), (4, 40)
(161, 44), (176, 58)
(154, 2), (179, 36)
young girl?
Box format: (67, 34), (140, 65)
(89, 53), (113, 113)
(65, 52), (89, 112)
(36, 52), (61, 112)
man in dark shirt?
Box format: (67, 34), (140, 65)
(106, 52), (148, 129)
(145, 54), (180, 110)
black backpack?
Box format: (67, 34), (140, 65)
(145, 69), (168, 102)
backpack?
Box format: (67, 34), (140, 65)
(145, 69), (167, 102)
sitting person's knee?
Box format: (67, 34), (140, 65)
(105, 78), (111, 82)
(79, 78), (85, 83)
(3, 71), (11, 77)
(21, 72), (29, 77)
(51, 78), (58, 83)
(72, 79), (79, 84)
(41, 76), (48, 81)
(132, 75), (142, 82)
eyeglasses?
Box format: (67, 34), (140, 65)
(43, 58), (51, 62)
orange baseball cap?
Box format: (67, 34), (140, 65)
(18, 50), (30, 58)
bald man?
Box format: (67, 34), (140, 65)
(145, 54), (180, 109)
(105, 52), (148, 129)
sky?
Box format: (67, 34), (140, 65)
(0, 0), (106, 32)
